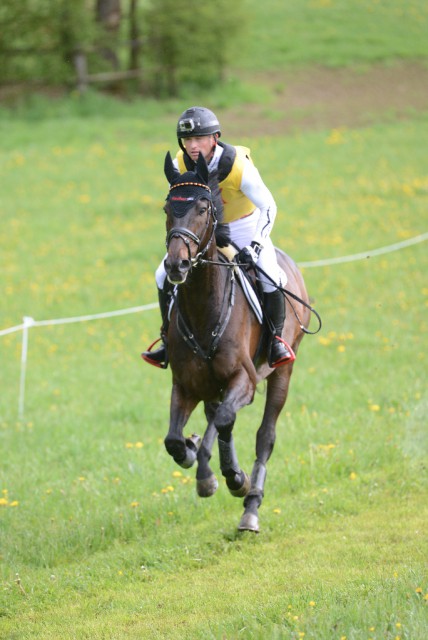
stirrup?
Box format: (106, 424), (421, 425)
(141, 338), (168, 369)
(269, 337), (296, 368)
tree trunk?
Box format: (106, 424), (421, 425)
(95, 0), (121, 71)
(128, 0), (140, 71)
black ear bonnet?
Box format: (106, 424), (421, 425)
(164, 152), (212, 218)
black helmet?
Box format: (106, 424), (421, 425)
(177, 106), (221, 139)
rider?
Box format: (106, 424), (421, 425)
(142, 106), (294, 369)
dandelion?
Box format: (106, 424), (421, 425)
(337, 345), (346, 352)
(415, 587), (423, 594)
(130, 501), (139, 508)
(369, 404), (380, 412)
(9, 501), (19, 507)
(0, 498), (8, 507)
(309, 601), (316, 607)
(326, 128), (346, 145)
(135, 442), (144, 448)
(349, 472), (358, 480)
(125, 442), (134, 448)
(161, 485), (174, 494)
(273, 508), (281, 514)
(172, 471), (183, 478)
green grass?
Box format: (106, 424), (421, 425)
(1, 110), (427, 638)
(243, 0), (428, 69)
(1, 1), (428, 635)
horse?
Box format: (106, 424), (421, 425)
(159, 151), (311, 532)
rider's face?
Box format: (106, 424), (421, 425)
(183, 135), (216, 163)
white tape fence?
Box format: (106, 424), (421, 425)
(1, 233), (427, 420)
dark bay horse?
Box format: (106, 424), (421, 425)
(160, 152), (311, 532)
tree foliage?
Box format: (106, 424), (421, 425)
(0, 0), (246, 94)
(0, 1), (100, 84)
(143, 0), (246, 96)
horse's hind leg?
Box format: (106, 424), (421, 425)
(239, 367), (292, 532)
(196, 402), (219, 498)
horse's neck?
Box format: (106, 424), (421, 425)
(178, 248), (227, 323)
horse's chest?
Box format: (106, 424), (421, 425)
(171, 352), (233, 401)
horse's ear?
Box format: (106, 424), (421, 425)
(164, 151), (180, 184)
(196, 152), (209, 185)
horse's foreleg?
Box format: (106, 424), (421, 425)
(164, 384), (199, 468)
(215, 371), (254, 498)
(239, 368), (292, 532)
(196, 402), (219, 498)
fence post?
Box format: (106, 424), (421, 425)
(18, 316), (34, 422)
(73, 49), (88, 92)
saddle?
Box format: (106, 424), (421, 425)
(217, 245), (288, 326)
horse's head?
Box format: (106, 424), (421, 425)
(163, 151), (217, 284)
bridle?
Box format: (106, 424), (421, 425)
(165, 182), (218, 266)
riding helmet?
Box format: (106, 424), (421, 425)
(177, 106), (221, 140)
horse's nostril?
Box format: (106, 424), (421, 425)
(180, 260), (191, 272)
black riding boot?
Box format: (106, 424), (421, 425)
(141, 285), (171, 369)
(263, 290), (295, 368)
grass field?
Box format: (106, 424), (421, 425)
(1, 1), (428, 638)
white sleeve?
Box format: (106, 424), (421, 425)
(240, 160), (277, 246)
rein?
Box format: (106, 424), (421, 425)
(252, 263), (322, 335)
(199, 257), (322, 336)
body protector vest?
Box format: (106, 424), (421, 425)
(176, 142), (256, 223)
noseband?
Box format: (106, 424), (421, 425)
(165, 184), (218, 265)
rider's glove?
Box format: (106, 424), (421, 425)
(238, 242), (262, 268)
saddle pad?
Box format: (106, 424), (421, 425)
(234, 268), (263, 324)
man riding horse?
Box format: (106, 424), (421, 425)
(142, 106), (294, 369)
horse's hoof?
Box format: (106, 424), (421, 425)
(228, 472), (251, 498)
(238, 512), (259, 533)
(196, 474), (219, 498)
(186, 433), (202, 450)
(178, 434), (202, 468)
